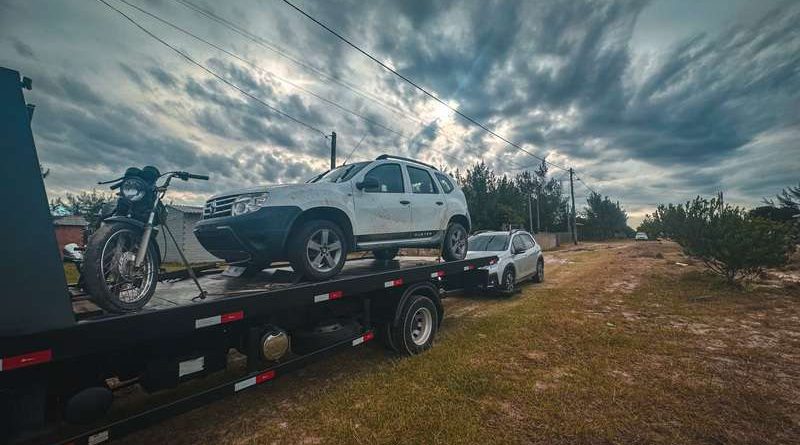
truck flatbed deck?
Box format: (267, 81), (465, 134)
(71, 257), (455, 315)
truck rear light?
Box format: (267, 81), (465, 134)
(195, 310), (244, 329)
(351, 331), (374, 346)
(384, 278), (403, 288)
(234, 370), (276, 392)
(314, 290), (343, 303)
(0, 349), (52, 372)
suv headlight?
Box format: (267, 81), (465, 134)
(231, 192), (269, 216)
(121, 177), (148, 202)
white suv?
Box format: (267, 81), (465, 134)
(466, 230), (543, 292)
(194, 155), (471, 280)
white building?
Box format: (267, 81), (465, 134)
(156, 204), (219, 264)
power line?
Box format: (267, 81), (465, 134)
(174, 0), (529, 171)
(342, 132), (367, 165)
(174, 0), (408, 119)
(102, 1), (502, 173)
(576, 177), (598, 196)
(96, 0), (328, 137)
(117, 0), (406, 139)
(280, 0), (568, 172)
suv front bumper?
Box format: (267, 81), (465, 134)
(193, 206), (302, 264)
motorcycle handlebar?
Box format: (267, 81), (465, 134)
(173, 171), (209, 181)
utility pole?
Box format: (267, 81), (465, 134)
(569, 167), (577, 245)
(329, 131), (337, 169)
(536, 183), (541, 233)
(528, 194), (534, 233)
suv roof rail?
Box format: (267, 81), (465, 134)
(375, 154), (438, 171)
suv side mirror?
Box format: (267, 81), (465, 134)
(356, 177), (379, 191)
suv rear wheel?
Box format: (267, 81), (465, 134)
(288, 220), (348, 280)
(441, 222), (467, 261)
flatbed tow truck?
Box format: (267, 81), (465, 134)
(0, 67), (494, 445)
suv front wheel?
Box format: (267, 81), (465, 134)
(441, 222), (468, 261)
(288, 220), (348, 280)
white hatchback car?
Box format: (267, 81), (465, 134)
(195, 155), (471, 280)
(466, 230), (544, 292)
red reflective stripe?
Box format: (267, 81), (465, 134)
(384, 278), (403, 287)
(221, 311), (244, 323)
(256, 370), (276, 384)
(363, 331), (375, 342)
(2, 349), (52, 371)
(431, 270), (445, 278)
(464, 264), (475, 271)
(329, 290), (343, 300)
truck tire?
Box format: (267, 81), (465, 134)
(441, 222), (467, 261)
(391, 294), (439, 355)
(378, 321), (398, 352)
(372, 247), (399, 261)
(288, 220), (348, 281)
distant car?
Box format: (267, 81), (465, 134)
(466, 230), (543, 292)
(194, 155), (471, 280)
(635, 232), (649, 241)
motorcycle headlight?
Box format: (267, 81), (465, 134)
(231, 193), (269, 216)
(121, 177), (148, 202)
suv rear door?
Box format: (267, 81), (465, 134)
(405, 165), (447, 239)
(352, 162), (412, 240)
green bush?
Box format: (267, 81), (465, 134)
(641, 196), (794, 283)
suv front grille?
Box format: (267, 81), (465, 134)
(203, 195), (237, 219)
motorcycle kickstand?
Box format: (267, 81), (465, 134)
(162, 222), (207, 301)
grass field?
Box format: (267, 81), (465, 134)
(117, 241), (800, 445)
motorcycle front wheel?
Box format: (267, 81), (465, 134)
(83, 222), (159, 313)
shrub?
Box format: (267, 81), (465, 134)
(643, 196), (794, 283)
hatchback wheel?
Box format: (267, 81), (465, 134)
(288, 220), (347, 280)
(533, 260), (544, 283)
(502, 267), (516, 292)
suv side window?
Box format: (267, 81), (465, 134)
(363, 163), (404, 193)
(407, 166), (438, 194)
(521, 234), (535, 250)
(434, 172), (454, 194)
(512, 235), (526, 253)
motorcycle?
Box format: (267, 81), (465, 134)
(82, 166), (208, 313)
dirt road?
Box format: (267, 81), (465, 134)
(119, 241), (800, 445)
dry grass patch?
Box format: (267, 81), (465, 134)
(119, 242), (800, 445)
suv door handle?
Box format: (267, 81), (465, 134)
(435, 201), (444, 205)
(400, 200), (410, 205)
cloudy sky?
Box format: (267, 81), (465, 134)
(1, 0), (798, 226)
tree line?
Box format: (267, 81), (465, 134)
(453, 160), (632, 239)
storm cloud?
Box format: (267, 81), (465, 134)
(0, 0), (797, 225)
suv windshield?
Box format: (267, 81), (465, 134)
(309, 162), (370, 183)
(468, 234), (510, 251)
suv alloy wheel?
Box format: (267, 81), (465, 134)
(288, 220), (348, 280)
